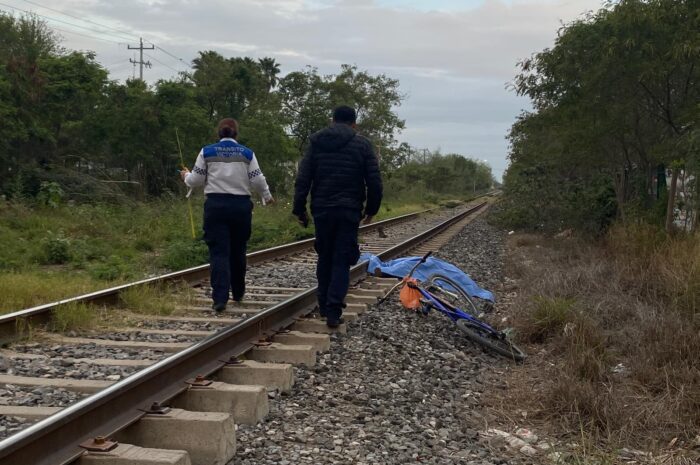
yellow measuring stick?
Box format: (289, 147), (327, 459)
(176, 128), (197, 239)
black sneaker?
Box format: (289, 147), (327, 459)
(326, 317), (344, 328)
(212, 302), (226, 312)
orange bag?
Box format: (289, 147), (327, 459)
(399, 278), (422, 310)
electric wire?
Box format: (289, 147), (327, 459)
(21, 0), (138, 41)
(21, 0), (189, 67)
(144, 53), (181, 74)
(0, 1), (134, 43)
(154, 46), (189, 67)
(47, 24), (122, 45)
(2, 1), (191, 73)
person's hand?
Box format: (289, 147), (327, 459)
(265, 196), (275, 205)
(296, 212), (309, 228)
(179, 168), (190, 181)
(362, 215), (374, 225)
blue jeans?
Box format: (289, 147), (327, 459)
(313, 208), (361, 320)
(203, 194), (252, 305)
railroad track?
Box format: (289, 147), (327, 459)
(0, 198), (493, 465)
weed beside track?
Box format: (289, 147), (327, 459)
(491, 224), (700, 462)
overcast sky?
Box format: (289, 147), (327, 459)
(3, 0), (603, 179)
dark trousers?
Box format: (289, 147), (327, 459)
(203, 194), (252, 305)
(313, 208), (361, 320)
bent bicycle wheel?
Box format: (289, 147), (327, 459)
(456, 319), (526, 362)
(426, 274), (480, 316)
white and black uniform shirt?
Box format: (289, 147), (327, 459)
(184, 138), (272, 201)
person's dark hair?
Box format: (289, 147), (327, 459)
(332, 106), (356, 125)
(217, 118), (239, 139)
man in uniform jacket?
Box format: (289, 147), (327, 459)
(293, 106), (383, 327)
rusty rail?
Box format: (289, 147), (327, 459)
(0, 208), (432, 345)
(0, 201), (488, 465)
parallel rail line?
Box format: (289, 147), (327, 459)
(0, 200), (489, 465)
(0, 209), (428, 345)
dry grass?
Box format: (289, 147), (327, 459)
(503, 225), (700, 454)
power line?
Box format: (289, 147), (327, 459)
(0, 1), (131, 43)
(107, 61), (133, 72)
(154, 46), (189, 67)
(21, 0), (138, 41)
(144, 53), (180, 74)
(17, 0), (189, 68)
(104, 59), (131, 68)
(2, 1), (192, 76)
(46, 24), (122, 45)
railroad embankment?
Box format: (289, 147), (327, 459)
(235, 215), (521, 464)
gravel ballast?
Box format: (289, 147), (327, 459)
(235, 216), (525, 465)
(11, 343), (167, 361)
(84, 331), (203, 344)
(6, 358), (140, 381)
(0, 415), (37, 441)
(130, 319), (230, 332)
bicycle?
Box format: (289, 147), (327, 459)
(379, 251), (526, 362)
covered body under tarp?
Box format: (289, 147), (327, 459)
(360, 253), (495, 302)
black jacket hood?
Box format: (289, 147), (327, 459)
(309, 123), (356, 151)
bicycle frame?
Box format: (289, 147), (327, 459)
(380, 250), (498, 337)
(411, 283), (500, 337)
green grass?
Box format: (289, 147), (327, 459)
(119, 286), (177, 315)
(0, 271), (101, 313)
(0, 195), (444, 313)
(50, 302), (96, 333)
(521, 296), (576, 343)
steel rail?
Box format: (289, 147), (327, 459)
(0, 201), (487, 465)
(0, 209), (431, 345)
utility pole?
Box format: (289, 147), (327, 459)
(128, 38), (154, 80)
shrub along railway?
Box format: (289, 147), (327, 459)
(0, 198), (492, 465)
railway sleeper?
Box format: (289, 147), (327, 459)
(247, 342), (316, 366)
(291, 318), (347, 334)
(0, 374), (109, 393)
(216, 360), (294, 393)
(79, 443), (192, 465)
(112, 408), (235, 465)
(44, 335), (190, 353)
(271, 330), (330, 352)
(170, 381), (269, 425)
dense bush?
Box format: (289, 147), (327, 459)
(159, 239), (209, 271)
(39, 233), (71, 265)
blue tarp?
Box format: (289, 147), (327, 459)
(360, 253), (495, 302)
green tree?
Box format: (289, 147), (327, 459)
(278, 64), (406, 169)
(504, 0), (699, 233)
(278, 66), (331, 155)
(258, 57), (281, 91)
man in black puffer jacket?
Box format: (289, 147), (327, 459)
(293, 106), (383, 328)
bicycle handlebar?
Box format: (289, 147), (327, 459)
(405, 250), (433, 280)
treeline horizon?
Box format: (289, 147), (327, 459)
(0, 13), (494, 205)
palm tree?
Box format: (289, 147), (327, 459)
(258, 57), (281, 91)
